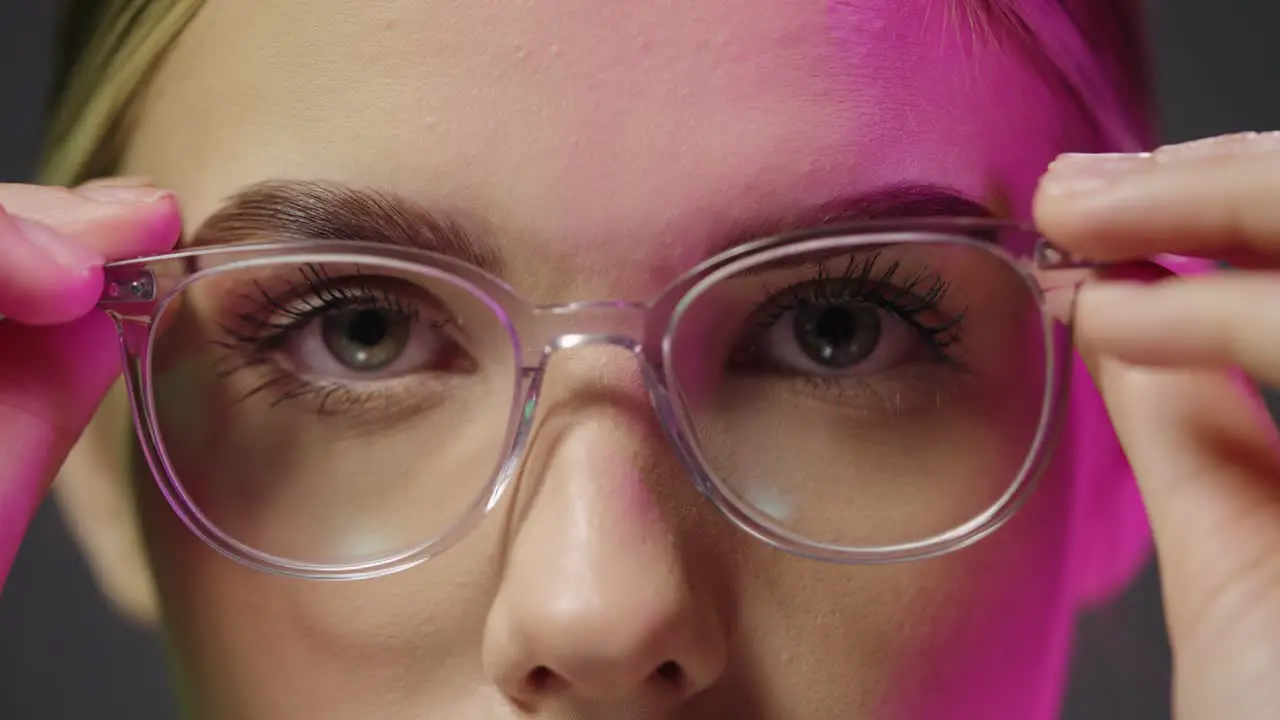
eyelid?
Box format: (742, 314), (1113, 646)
(233, 267), (453, 321)
(202, 270), (460, 361)
(751, 273), (940, 327)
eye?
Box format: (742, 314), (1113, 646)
(283, 306), (463, 381)
(760, 299), (921, 376)
(322, 308), (412, 371)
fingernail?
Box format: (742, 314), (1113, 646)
(1041, 153), (1152, 195)
(1153, 131), (1280, 162)
(75, 184), (170, 204)
(13, 216), (102, 274)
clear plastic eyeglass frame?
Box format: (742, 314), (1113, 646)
(96, 217), (1100, 581)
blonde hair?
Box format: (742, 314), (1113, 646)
(39, 0), (204, 186)
(40, 0), (1148, 187)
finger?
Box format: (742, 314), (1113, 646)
(1034, 131), (1280, 266)
(0, 181), (181, 325)
(1079, 344), (1280, 655)
(0, 206), (103, 325)
(1076, 271), (1280, 386)
(0, 181), (181, 259)
(0, 311), (121, 586)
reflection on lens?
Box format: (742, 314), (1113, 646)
(149, 259), (518, 566)
(669, 238), (1049, 548)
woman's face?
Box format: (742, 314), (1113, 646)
(107, 0), (1091, 717)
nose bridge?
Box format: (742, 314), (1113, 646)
(532, 301), (651, 354)
(500, 298), (677, 524)
(481, 354), (728, 709)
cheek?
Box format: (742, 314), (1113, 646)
(715, 499), (1067, 718)
(133, 455), (507, 716)
(131, 397), (1076, 718)
(725, 551), (963, 714)
(709, 443), (1076, 714)
(879, 456), (1078, 717)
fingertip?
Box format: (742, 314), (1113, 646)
(1032, 153), (1158, 261)
(145, 191), (184, 255)
(69, 185), (183, 258)
(0, 213), (106, 326)
(0, 264), (105, 326)
(113, 188), (184, 258)
(1062, 259), (1174, 380)
(2, 182), (184, 260)
(1031, 175), (1090, 255)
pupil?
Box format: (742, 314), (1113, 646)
(814, 307), (856, 346)
(321, 309), (408, 371)
(793, 303), (880, 368)
(347, 310), (388, 347)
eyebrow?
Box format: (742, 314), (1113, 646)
(189, 180), (993, 277)
(707, 182), (994, 259)
(190, 180), (504, 273)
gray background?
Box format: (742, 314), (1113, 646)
(1, 2), (1277, 718)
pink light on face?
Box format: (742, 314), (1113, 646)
(114, 0), (1165, 716)
(820, 0), (1075, 221)
(819, 1), (1159, 718)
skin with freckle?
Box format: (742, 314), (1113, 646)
(45, 0), (1155, 718)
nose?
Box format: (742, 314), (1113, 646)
(481, 358), (726, 712)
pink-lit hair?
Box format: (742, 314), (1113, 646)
(960, 0), (1171, 611)
(964, 0), (1154, 152)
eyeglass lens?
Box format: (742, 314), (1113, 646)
(144, 236), (1050, 567)
(667, 239), (1048, 548)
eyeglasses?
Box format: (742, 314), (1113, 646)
(97, 217), (1095, 580)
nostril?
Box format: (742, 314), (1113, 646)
(526, 666), (564, 694)
(653, 661), (684, 687)
(523, 661), (685, 697)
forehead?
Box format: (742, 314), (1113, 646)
(129, 0), (1066, 285)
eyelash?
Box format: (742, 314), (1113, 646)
(744, 252), (967, 368)
(211, 254), (964, 412)
(212, 264), (436, 415)
(227, 264), (423, 343)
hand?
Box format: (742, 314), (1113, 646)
(1034, 131), (1280, 720)
(0, 179), (180, 587)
